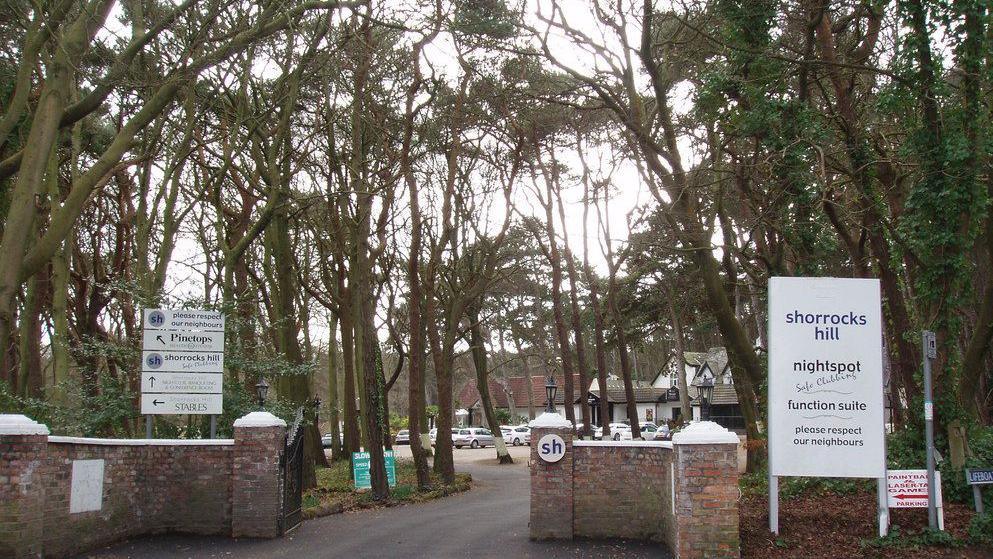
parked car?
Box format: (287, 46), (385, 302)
(321, 434), (336, 448)
(508, 425), (531, 446)
(454, 427), (495, 449)
(500, 425), (514, 443)
(394, 429), (410, 445)
(657, 423), (672, 441)
(638, 422), (660, 440)
(429, 428), (461, 446)
(595, 422), (632, 441)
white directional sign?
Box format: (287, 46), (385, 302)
(143, 309), (224, 332)
(141, 372), (222, 394)
(142, 329), (224, 352)
(768, 277), (886, 478)
(141, 308), (225, 416)
(141, 393), (223, 415)
(142, 350), (223, 373)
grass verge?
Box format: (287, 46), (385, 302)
(303, 458), (472, 519)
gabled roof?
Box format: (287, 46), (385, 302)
(589, 386), (669, 404)
(690, 383), (739, 406)
(459, 373), (591, 409)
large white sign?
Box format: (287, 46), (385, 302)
(141, 308), (224, 416)
(768, 277), (885, 478)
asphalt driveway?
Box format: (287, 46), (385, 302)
(79, 446), (669, 559)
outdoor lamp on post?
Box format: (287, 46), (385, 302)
(256, 377), (270, 410)
(545, 375), (557, 414)
(312, 397), (321, 426)
(699, 377), (714, 421)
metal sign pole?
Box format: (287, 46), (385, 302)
(210, 415), (217, 439)
(769, 474), (779, 534)
(146, 415), (153, 439)
(877, 477), (889, 537)
(922, 330), (938, 530)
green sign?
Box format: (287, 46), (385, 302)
(352, 450), (397, 489)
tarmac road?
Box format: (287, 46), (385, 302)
(79, 445), (668, 559)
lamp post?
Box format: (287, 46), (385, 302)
(545, 375), (557, 414)
(256, 378), (270, 410)
(699, 377), (714, 421)
(313, 397), (321, 427)
(587, 395), (597, 427)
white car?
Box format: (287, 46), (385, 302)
(595, 422), (632, 441)
(507, 425), (530, 446)
(429, 428), (460, 446)
(500, 425), (514, 444)
(638, 422), (660, 440)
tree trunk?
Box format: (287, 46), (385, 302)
(327, 315), (344, 461)
(555, 185), (592, 436)
(514, 337), (537, 420)
(665, 293), (692, 421)
(468, 304), (513, 464)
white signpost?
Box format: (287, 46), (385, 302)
(141, 309), (225, 436)
(768, 277), (888, 535)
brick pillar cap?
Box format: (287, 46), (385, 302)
(233, 411), (286, 428)
(672, 420), (739, 445)
(0, 414), (50, 435)
(528, 412), (573, 429)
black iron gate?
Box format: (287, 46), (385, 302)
(281, 408), (305, 533)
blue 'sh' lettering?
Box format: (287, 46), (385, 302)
(551, 439), (562, 454)
(541, 443), (550, 454)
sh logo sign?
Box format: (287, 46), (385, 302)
(537, 434), (566, 463)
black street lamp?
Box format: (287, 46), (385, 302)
(545, 375), (557, 414)
(699, 377), (714, 421)
(587, 395), (598, 427)
(313, 397), (322, 426)
(256, 378), (270, 410)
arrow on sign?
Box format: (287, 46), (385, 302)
(893, 493), (927, 500)
(156, 335), (165, 344)
(148, 376), (156, 388)
(153, 399), (164, 406)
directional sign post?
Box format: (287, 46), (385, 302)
(965, 468), (993, 514)
(141, 309), (225, 436)
(887, 469), (944, 530)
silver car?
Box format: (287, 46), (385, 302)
(454, 427), (495, 449)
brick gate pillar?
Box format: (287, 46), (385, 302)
(0, 414), (49, 559)
(231, 411), (286, 538)
(671, 421), (741, 559)
(528, 412), (574, 540)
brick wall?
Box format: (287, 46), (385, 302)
(671, 443), (739, 559)
(0, 433), (47, 559)
(0, 413), (285, 559)
(529, 425), (574, 539)
(529, 414), (740, 559)
(40, 440), (234, 558)
(573, 443), (671, 542)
